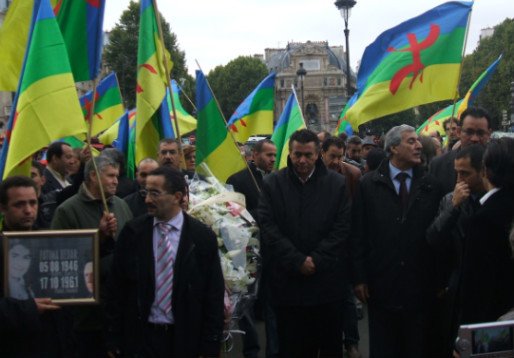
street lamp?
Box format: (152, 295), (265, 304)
(334, 0), (356, 101)
(296, 62), (307, 116)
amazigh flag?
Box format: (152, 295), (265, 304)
(334, 93), (357, 136)
(0, 0), (87, 179)
(0, 0), (34, 91)
(346, 1), (473, 130)
(135, 0), (173, 164)
(80, 72), (124, 136)
(98, 109), (136, 146)
(112, 109), (136, 178)
(171, 79), (197, 135)
(271, 88), (306, 169)
(52, 0), (105, 81)
(417, 55), (502, 135)
(195, 70), (246, 183)
(227, 72), (275, 142)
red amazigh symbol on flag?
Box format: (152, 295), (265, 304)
(387, 24), (440, 95)
(86, 0), (101, 8)
(82, 92), (102, 121)
(136, 63), (159, 94)
(53, 0), (63, 15)
(230, 124), (238, 133)
(240, 119), (247, 127)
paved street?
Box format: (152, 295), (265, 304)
(226, 306), (370, 358)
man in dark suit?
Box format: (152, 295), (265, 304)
(106, 166), (225, 358)
(351, 125), (443, 357)
(429, 107), (492, 194)
(227, 139), (276, 216)
(41, 141), (75, 195)
(123, 158), (159, 217)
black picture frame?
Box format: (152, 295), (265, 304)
(2, 229), (99, 305)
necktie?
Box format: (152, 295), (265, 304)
(156, 222), (174, 314)
(396, 172), (410, 211)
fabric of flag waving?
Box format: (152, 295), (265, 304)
(334, 93), (357, 135)
(271, 92), (306, 170)
(195, 70), (246, 183)
(135, 0), (173, 164)
(170, 80), (197, 135)
(346, 1), (473, 130)
(52, 0), (106, 82)
(417, 55), (502, 136)
(0, 0), (87, 179)
(227, 72), (275, 143)
(79, 72), (124, 136)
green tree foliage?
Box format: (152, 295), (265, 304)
(103, 1), (192, 109)
(207, 56), (269, 119)
(458, 18), (514, 129)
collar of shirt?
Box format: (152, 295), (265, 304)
(153, 210), (184, 233)
(295, 167), (316, 184)
(389, 162), (413, 194)
(47, 166), (70, 188)
(256, 166), (267, 178)
(479, 187), (501, 206)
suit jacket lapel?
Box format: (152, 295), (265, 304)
(141, 217), (156, 296)
(172, 212), (195, 305)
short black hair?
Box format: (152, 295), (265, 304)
(483, 137), (514, 189)
(46, 141), (70, 163)
(322, 136), (346, 152)
(31, 160), (45, 176)
(366, 148), (386, 172)
(455, 144), (485, 173)
(460, 107), (492, 129)
(0, 176), (38, 206)
(443, 117), (459, 129)
(253, 139), (275, 154)
(148, 166), (187, 195)
(289, 129), (320, 151)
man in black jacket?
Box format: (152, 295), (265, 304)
(123, 158), (159, 217)
(106, 166), (224, 358)
(258, 129), (351, 358)
(351, 124), (443, 357)
(429, 107), (491, 194)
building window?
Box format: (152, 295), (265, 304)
(337, 78), (342, 86)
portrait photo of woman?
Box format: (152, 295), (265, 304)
(8, 239), (34, 300)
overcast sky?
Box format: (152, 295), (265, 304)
(104, 0), (513, 75)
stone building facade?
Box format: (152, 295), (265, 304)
(265, 41), (355, 132)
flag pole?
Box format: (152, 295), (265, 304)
(176, 80), (197, 112)
(86, 77), (110, 213)
(291, 85), (307, 128)
(195, 60), (262, 193)
(450, 6), (473, 123)
(152, 0), (186, 169)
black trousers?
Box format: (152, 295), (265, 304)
(275, 301), (343, 358)
(368, 303), (430, 358)
(141, 323), (175, 358)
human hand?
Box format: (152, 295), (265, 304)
(99, 212), (117, 238)
(354, 284), (370, 304)
(35, 298), (60, 313)
(300, 256), (316, 276)
(452, 181), (470, 208)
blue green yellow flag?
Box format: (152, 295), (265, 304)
(271, 89), (306, 169)
(347, 1), (473, 130)
(195, 70), (246, 183)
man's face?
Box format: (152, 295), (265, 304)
(459, 116), (490, 147)
(253, 143), (277, 173)
(0, 186), (38, 230)
(390, 131), (422, 168)
(30, 167), (45, 195)
(145, 175), (182, 220)
(56, 144), (75, 176)
(455, 157), (483, 193)
(362, 144), (374, 159)
(136, 161), (159, 187)
(83, 262), (94, 294)
(158, 142), (180, 169)
(184, 151), (196, 171)
(289, 141), (318, 177)
(445, 121), (459, 141)
(346, 143), (362, 162)
(92, 166), (119, 197)
(322, 145), (344, 171)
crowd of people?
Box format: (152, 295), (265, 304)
(1, 106), (514, 358)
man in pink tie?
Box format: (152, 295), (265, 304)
(106, 166), (225, 358)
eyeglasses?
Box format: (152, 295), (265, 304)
(140, 189), (167, 198)
(461, 129), (488, 138)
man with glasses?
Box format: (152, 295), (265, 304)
(106, 166), (224, 358)
(430, 107), (492, 194)
(258, 129), (351, 358)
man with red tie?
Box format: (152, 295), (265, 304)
(106, 166), (225, 358)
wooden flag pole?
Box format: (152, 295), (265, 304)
(195, 60), (262, 193)
(86, 77), (110, 213)
(152, 0), (186, 169)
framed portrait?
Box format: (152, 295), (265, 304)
(2, 229), (99, 305)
